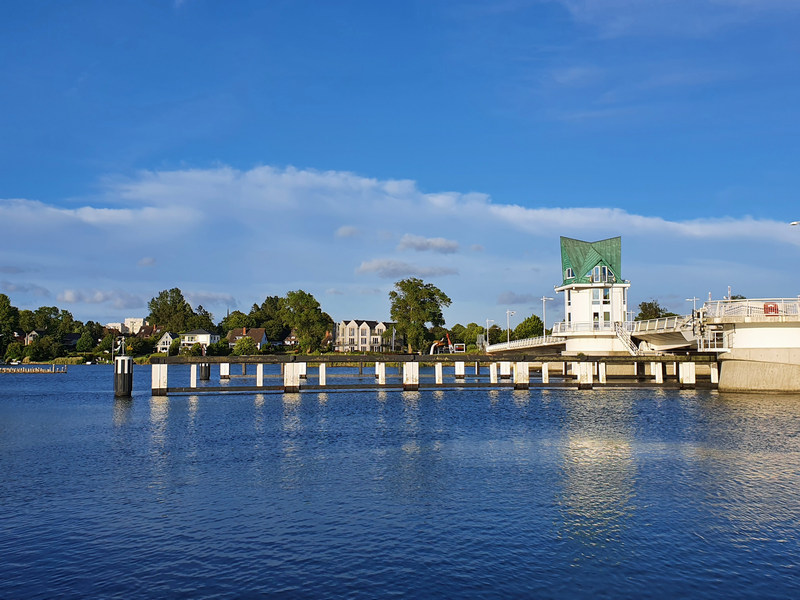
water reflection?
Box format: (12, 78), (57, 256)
(112, 397), (132, 427)
(148, 396), (170, 492)
(557, 392), (637, 563)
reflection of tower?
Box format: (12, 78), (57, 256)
(555, 236), (631, 355)
(557, 395), (636, 561)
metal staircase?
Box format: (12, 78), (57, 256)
(615, 322), (639, 356)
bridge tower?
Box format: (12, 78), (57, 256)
(554, 236), (632, 355)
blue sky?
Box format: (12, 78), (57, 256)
(2, 0), (800, 330)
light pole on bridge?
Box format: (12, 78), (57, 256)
(506, 310), (515, 344)
(540, 296), (553, 336)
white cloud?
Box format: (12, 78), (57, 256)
(2, 280), (51, 297)
(138, 257), (156, 267)
(57, 289), (143, 309)
(397, 234), (460, 254)
(335, 225), (359, 238)
(357, 259), (459, 279)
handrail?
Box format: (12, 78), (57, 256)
(704, 298), (800, 318)
(486, 335), (566, 353)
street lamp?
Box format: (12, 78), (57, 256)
(485, 319), (494, 348)
(685, 297), (700, 312)
(540, 296), (553, 336)
(506, 310), (516, 344)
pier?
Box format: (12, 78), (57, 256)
(0, 365), (67, 374)
(149, 354), (718, 395)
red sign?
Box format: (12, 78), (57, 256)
(764, 302), (780, 316)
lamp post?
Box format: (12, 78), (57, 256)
(685, 297), (700, 313)
(540, 296), (553, 336)
(485, 319), (494, 348)
(506, 310), (515, 344)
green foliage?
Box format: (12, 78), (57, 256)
(279, 290), (332, 353)
(512, 314), (544, 340)
(219, 310), (251, 333)
(180, 343), (203, 357)
(76, 331), (95, 352)
(487, 324), (504, 344)
(448, 323), (466, 344)
(249, 296), (290, 343)
(635, 300), (678, 321)
(206, 339), (232, 357)
(97, 333), (115, 352)
(18, 309), (35, 333)
(232, 336), (258, 356)
(168, 338), (181, 356)
(0, 293), (20, 356)
(148, 288), (194, 332)
(127, 337), (154, 357)
(186, 305), (216, 333)
(26, 335), (63, 361)
(389, 278), (451, 354)
(4, 341), (24, 361)
(462, 323), (484, 347)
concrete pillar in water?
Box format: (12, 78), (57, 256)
(598, 362), (607, 384)
(319, 363), (327, 386)
(679, 362), (696, 389)
(376, 362), (386, 385)
(500, 361), (512, 379)
(490, 363), (498, 384)
(710, 362), (719, 384)
(190, 364), (198, 389)
(435, 362), (443, 385)
(541, 362), (550, 384)
(256, 363), (264, 387)
(298, 362), (307, 379)
(151, 363), (168, 395)
(454, 361), (465, 379)
(284, 362), (300, 393)
(514, 362), (529, 390)
(403, 362), (419, 391)
(653, 362), (664, 384)
(220, 363), (230, 380)
(474, 361), (480, 376)
(578, 362), (593, 390)
(114, 355), (133, 397)
(199, 363), (210, 381)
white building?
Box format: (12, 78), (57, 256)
(553, 236), (633, 355)
(180, 329), (220, 351)
(334, 320), (399, 353)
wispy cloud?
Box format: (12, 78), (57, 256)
(497, 291), (539, 305)
(185, 292), (237, 310)
(357, 259), (459, 279)
(397, 234), (460, 254)
(58, 289), (144, 309)
(137, 257), (156, 267)
(335, 225), (359, 238)
(2, 281), (51, 297)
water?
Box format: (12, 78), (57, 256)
(1, 365), (799, 599)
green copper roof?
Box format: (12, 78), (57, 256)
(560, 236), (622, 285)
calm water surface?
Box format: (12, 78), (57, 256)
(1, 365), (799, 599)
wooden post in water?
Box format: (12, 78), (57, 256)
(403, 361), (419, 391)
(710, 362), (719, 385)
(256, 363), (264, 387)
(541, 362), (550, 384)
(651, 362), (663, 384)
(598, 362), (607, 384)
(454, 361), (465, 379)
(220, 363), (230, 380)
(435, 363), (443, 384)
(376, 362), (386, 385)
(114, 355), (133, 397)
(319, 363), (327, 386)
(500, 361), (512, 379)
(199, 363), (210, 381)
(284, 363), (300, 392)
(299, 362), (307, 379)
(577, 362), (593, 390)
(490, 363), (498, 384)
(474, 361), (480, 376)
(514, 362), (529, 390)
(679, 362), (696, 389)
(151, 363), (168, 395)
(190, 364), (198, 388)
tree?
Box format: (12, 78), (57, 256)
(18, 309), (35, 333)
(449, 323), (466, 344)
(219, 310), (250, 333)
(34, 306), (60, 334)
(206, 339), (232, 357)
(462, 323), (484, 347)
(148, 288), (194, 332)
(487, 324), (504, 344)
(186, 304), (216, 333)
(389, 278), (452, 353)
(635, 300), (678, 321)
(97, 334), (115, 353)
(4, 341), (24, 361)
(513, 314), (544, 340)
(168, 338), (181, 356)
(0, 293), (20, 356)
(26, 335), (63, 361)
(232, 336), (258, 356)
(76, 331), (95, 352)
(280, 290), (332, 352)
(249, 296), (289, 343)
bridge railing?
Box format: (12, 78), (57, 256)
(486, 335), (565, 353)
(551, 321), (619, 334)
(631, 315), (692, 333)
(704, 298), (800, 318)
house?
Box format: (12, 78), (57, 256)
(136, 325), (163, 339)
(25, 330), (47, 345)
(334, 320), (399, 353)
(124, 318), (145, 335)
(226, 327), (269, 350)
(155, 332), (179, 354)
(283, 330), (298, 347)
(62, 333), (82, 349)
(179, 329), (220, 351)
